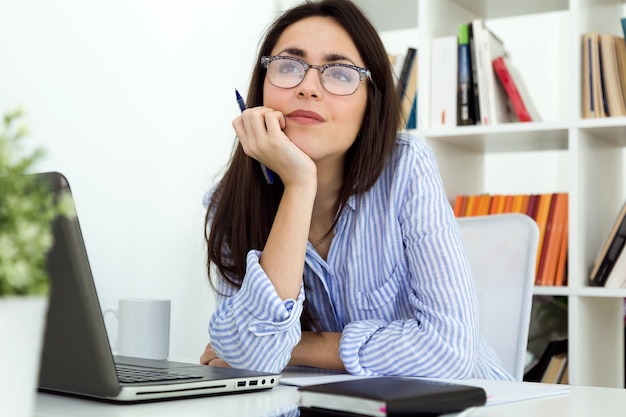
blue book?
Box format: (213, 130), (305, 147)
(622, 17), (625, 39)
(457, 23), (475, 125)
(406, 95), (417, 129)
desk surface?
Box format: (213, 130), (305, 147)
(35, 379), (626, 417)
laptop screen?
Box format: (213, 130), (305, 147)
(38, 172), (121, 397)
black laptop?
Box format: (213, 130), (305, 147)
(37, 171), (280, 402)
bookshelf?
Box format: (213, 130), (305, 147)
(355, 0), (626, 387)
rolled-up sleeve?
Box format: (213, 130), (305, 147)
(209, 250), (304, 373)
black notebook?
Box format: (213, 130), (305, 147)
(298, 377), (486, 417)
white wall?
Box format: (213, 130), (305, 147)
(0, 0), (277, 361)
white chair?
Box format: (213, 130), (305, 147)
(456, 213), (539, 381)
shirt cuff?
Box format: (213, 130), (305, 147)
(339, 320), (387, 375)
(240, 250), (304, 335)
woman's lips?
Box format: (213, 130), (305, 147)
(287, 110), (325, 124)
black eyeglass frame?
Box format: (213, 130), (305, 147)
(260, 55), (372, 96)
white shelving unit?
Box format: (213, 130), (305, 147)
(357, 0), (626, 387)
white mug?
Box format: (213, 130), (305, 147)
(104, 298), (171, 360)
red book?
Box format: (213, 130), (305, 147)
(492, 56), (541, 122)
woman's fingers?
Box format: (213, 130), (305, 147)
(233, 107), (285, 157)
(208, 358), (231, 368)
(200, 342), (217, 365)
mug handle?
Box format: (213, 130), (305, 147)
(102, 308), (118, 351)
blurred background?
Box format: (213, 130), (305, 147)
(0, 0), (279, 361)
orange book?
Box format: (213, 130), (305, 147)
(511, 194), (526, 213)
(476, 194), (491, 216)
(464, 195), (478, 217)
(533, 193), (553, 281)
(519, 194), (531, 214)
(503, 195), (515, 213)
(554, 195), (569, 286)
(535, 195), (556, 285)
(538, 193), (567, 286)
(489, 194), (506, 214)
(453, 195), (466, 217)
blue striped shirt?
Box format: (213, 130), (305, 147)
(205, 133), (512, 380)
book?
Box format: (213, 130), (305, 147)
(298, 377), (487, 417)
(598, 34), (626, 117)
(533, 193), (554, 281)
(397, 47), (418, 129)
(397, 47), (417, 106)
(613, 33), (626, 116)
(492, 56), (541, 122)
(597, 33), (610, 116)
(553, 194), (569, 286)
(603, 239), (626, 289)
(526, 194), (540, 220)
(541, 352), (568, 384)
(582, 32), (606, 118)
(590, 200), (626, 286)
(524, 338), (568, 383)
(430, 36), (458, 128)
(476, 194), (491, 216)
(453, 194), (467, 217)
(406, 95), (418, 130)
(538, 193), (568, 286)
(468, 22), (482, 125)
(457, 23), (476, 125)
(535, 194), (558, 285)
(488, 194), (506, 215)
(582, 32), (592, 118)
(622, 17), (626, 39)
(559, 361), (569, 384)
(463, 194), (480, 217)
(471, 19), (513, 125)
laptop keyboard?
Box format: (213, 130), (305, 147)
(115, 364), (203, 384)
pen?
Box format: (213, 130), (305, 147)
(235, 89), (275, 184)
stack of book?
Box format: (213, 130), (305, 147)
(453, 192), (568, 286)
(581, 22), (626, 118)
(430, 19), (540, 129)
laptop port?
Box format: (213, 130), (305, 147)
(237, 381), (246, 387)
(249, 380), (258, 386)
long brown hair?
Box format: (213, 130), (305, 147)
(205, 0), (402, 326)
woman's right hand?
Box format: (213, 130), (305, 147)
(199, 342), (230, 368)
(232, 106), (317, 187)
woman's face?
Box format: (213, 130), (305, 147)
(263, 16), (368, 167)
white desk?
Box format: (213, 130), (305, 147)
(35, 380), (626, 417)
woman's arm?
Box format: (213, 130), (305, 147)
(288, 331), (345, 371)
(206, 108), (319, 372)
(233, 106), (318, 300)
(338, 138), (481, 379)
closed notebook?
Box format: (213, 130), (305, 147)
(298, 377), (486, 417)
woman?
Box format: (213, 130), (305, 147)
(201, 0), (511, 380)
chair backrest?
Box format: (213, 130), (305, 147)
(456, 213), (539, 381)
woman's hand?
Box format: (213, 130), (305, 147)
(200, 342), (231, 368)
(232, 106), (316, 187)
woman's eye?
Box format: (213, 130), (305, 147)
(326, 67), (355, 83)
(278, 62), (302, 74)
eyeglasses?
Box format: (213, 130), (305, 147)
(261, 55), (372, 96)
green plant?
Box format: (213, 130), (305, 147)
(0, 108), (67, 296)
